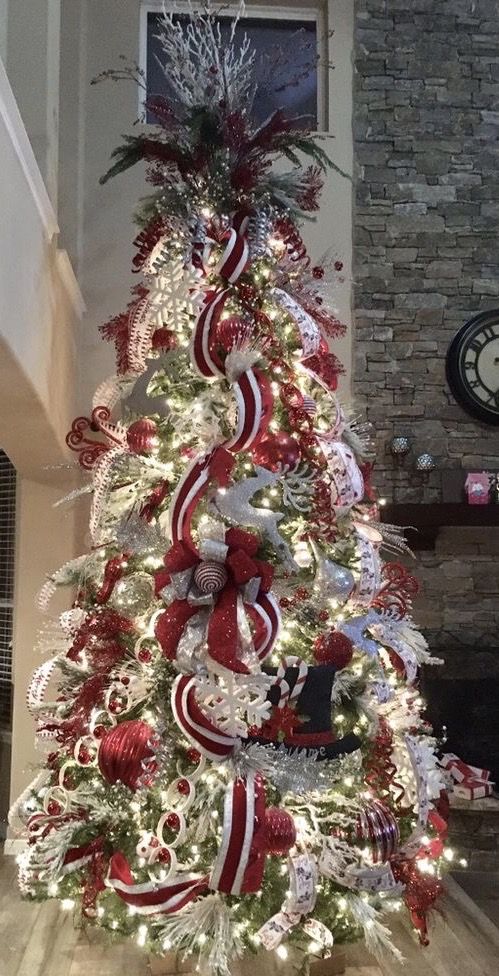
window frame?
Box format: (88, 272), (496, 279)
(138, 1), (328, 131)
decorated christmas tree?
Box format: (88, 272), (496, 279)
(10, 7), (451, 972)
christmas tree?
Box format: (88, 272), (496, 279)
(11, 7), (451, 972)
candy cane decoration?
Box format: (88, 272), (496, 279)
(171, 674), (238, 762)
(272, 655), (308, 709)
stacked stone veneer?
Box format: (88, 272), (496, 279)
(353, 0), (499, 648)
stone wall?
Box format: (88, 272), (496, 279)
(353, 0), (499, 504)
(352, 0), (499, 652)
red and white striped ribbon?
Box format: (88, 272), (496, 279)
(249, 592), (282, 662)
(214, 228), (250, 284)
(190, 288), (230, 379)
(225, 368), (269, 454)
(106, 852), (208, 915)
(168, 451), (215, 548)
(210, 770), (266, 895)
(171, 674), (238, 762)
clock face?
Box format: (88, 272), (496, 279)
(446, 310), (499, 425)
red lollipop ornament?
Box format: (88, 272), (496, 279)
(252, 432), (300, 472)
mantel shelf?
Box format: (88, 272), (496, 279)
(381, 503), (499, 550)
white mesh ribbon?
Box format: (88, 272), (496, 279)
(271, 288), (321, 358)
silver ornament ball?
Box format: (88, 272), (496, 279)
(112, 573), (155, 616)
(314, 557), (355, 603)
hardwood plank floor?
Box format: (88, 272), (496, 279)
(1, 856), (498, 975)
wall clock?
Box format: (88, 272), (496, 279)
(446, 309), (499, 426)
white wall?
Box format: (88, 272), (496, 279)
(65, 0), (353, 407)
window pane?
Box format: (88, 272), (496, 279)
(146, 12), (318, 128)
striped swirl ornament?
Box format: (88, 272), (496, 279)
(193, 559), (228, 594)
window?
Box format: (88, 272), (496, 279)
(140, 3), (326, 129)
(0, 450), (16, 729)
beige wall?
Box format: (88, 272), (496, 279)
(9, 478), (81, 806)
(5, 0), (61, 208)
(0, 52), (85, 818)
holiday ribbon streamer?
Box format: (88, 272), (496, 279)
(271, 287), (321, 359)
(210, 770), (266, 895)
(319, 439), (365, 513)
(398, 735), (431, 857)
(319, 840), (402, 893)
(350, 526), (382, 609)
(171, 674), (238, 762)
(257, 852), (318, 949)
(106, 852), (209, 915)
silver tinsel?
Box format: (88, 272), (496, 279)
(115, 511), (166, 556)
(234, 741), (362, 797)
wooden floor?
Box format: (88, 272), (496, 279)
(1, 855), (499, 976)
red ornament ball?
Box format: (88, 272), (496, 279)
(251, 432), (300, 472)
(98, 719), (156, 791)
(177, 778), (190, 796)
(151, 327), (175, 350)
(193, 560), (228, 595)
(215, 316), (252, 351)
(137, 647), (152, 664)
(47, 800), (62, 817)
(186, 747), (201, 765)
(127, 418), (159, 455)
(264, 807), (297, 856)
(314, 631), (354, 669)
(356, 799), (399, 863)
(166, 812), (180, 831)
(158, 847), (171, 864)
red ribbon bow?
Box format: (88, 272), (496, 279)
(155, 527), (273, 673)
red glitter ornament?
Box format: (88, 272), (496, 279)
(137, 647), (152, 664)
(251, 432), (300, 472)
(264, 807), (297, 855)
(314, 631), (354, 669)
(186, 747), (201, 765)
(177, 778), (190, 796)
(47, 800), (62, 816)
(151, 327), (175, 350)
(158, 848), (171, 864)
(98, 719), (157, 791)
(312, 265), (324, 279)
(127, 418), (159, 455)
(166, 812), (180, 831)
